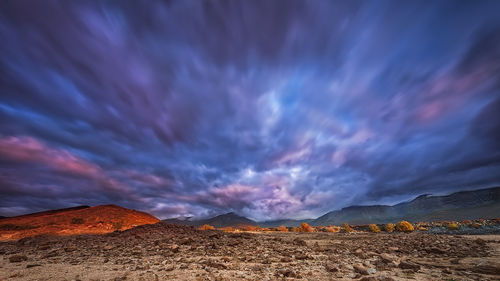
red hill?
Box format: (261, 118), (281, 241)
(0, 205), (159, 240)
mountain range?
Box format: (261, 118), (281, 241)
(164, 186), (500, 227)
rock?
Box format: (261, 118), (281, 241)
(280, 256), (292, 262)
(325, 262), (339, 272)
(277, 268), (296, 277)
(9, 255), (28, 263)
(388, 247), (399, 252)
(398, 260), (420, 272)
(293, 238), (307, 246)
(353, 264), (370, 275)
(359, 277), (377, 281)
(380, 253), (396, 263)
(442, 268), (452, 274)
(170, 244), (179, 253)
(26, 264), (41, 268)
(471, 262), (500, 275)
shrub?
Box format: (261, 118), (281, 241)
(384, 223), (395, 232)
(219, 226), (234, 232)
(276, 225), (288, 232)
(470, 222), (482, 229)
(417, 226), (427, 231)
(199, 224), (215, 230)
(299, 222), (314, 232)
(112, 221), (123, 230)
(395, 221), (414, 232)
(368, 224), (381, 233)
(71, 217), (84, 224)
(446, 223), (460, 231)
(325, 226), (340, 232)
(239, 225), (259, 231)
(343, 223), (353, 233)
(291, 227), (300, 232)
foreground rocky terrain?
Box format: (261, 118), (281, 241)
(1, 222), (499, 281)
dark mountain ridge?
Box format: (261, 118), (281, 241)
(166, 186), (500, 227)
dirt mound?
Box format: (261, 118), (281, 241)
(0, 205), (159, 240)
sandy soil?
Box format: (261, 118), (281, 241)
(0, 223), (499, 281)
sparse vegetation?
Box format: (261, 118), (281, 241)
(325, 225), (340, 232)
(396, 221), (414, 232)
(219, 226), (234, 232)
(276, 225), (288, 232)
(298, 222), (314, 232)
(343, 222), (353, 233)
(71, 217), (85, 224)
(0, 224), (39, 231)
(385, 223), (395, 232)
(199, 224), (215, 230)
(446, 223), (460, 231)
(112, 221), (123, 230)
(368, 224), (381, 233)
(470, 222), (482, 229)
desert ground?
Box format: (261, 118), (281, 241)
(1, 223), (499, 281)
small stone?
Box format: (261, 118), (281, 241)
(398, 260), (421, 272)
(380, 253), (396, 263)
(170, 244), (179, 253)
(325, 262), (339, 272)
(26, 264), (41, 268)
(9, 255), (28, 263)
(353, 264), (370, 275)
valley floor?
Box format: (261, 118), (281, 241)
(0, 222), (499, 281)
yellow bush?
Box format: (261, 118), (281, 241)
(395, 221), (414, 232)
(470, 222), (482, 229)
(417, 226), (427, 231)
(385, 223), (395, 232)
(299, 222), (314, 232)
(276, 225), (288, 232)
(199, 224), (215, 230)
(446, 223), (460, 230)
(343, 223), (353, 233)
(368, 224), (381, 233)
(291, 227), (300, 232)
(325, 226), (340, 232)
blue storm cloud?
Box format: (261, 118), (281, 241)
(0, 0), (499, 220)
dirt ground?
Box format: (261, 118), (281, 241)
(1, 222), (499, 281)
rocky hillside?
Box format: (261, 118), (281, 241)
(0, 205), (159, 240)
(314, 186), (500, 225)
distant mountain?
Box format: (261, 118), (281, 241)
(164, 212), (258, 228)
(313, 186), (500, 225)
(259, 219), (314, 228)
(0, 204), (160, 241)
(164, 186), (500, 228)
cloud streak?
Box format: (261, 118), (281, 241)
(0, 0), (499, 220)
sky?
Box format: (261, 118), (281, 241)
(0, 0), (499, 221)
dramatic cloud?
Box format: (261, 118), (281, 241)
(1, 0), (499, 220)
